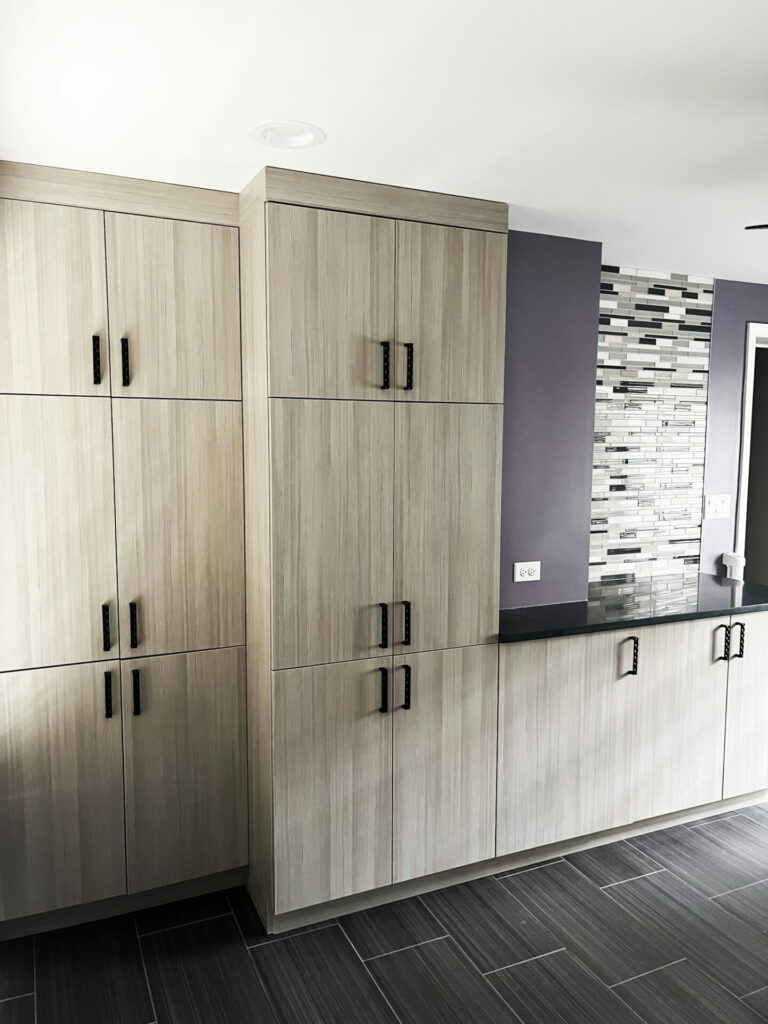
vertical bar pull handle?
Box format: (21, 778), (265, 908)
(379, 602), (388, 649)
(402, 601), (411, 646)
(379, 667), (389, 714)
(92, 335), (102, 385)
(104, 671), (113, 719)
(102, 603), (111, 652)
(132, 669), (141, 716)
(380, 342), (390, 390)
(630, 635), (640, 675)
(733, 621), (746, 659)
(401, 664), (412, 710)
(404, 343), (414, 391)
(121, 337), (130, 386)
(719, 624), (731, 661)
(129, 601), (139, 649)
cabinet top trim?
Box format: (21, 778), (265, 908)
(240, 166), (509, 233)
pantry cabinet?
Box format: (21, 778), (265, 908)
(724, 610), (768, 799)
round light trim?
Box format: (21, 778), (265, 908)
(249, 120), (326, 149)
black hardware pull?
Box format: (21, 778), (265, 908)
(129, 601), (139, 649)
(404, 342), (414, 391)
(101, 603), (111, 652)
(379, 602), (388, 649)
(104, 671), (113, 719)
(401, 664), (412, 710)
(92, 335), (102, 385)
(121, 337), (130, 386)
(380, 341), (390, 390)
(719, 624), (732, 661)
(733, 621), (746, 659)
(379, 667), (389, 714)
(630, 635), (640, 675)
(402, 600), (411, 646)
(132, 668), (141, 716)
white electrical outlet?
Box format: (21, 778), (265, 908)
(514, 560), (541, 582)
(704, 494), (731, 520)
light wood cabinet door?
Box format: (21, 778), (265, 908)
(266, 204), (395, 399)
(394, 403), (502, 654)
(0, 396), (118, 672)
(106, 213), (241, 399)
(113, 399), (244, 657)
(724, 612), (768, 799)
(0, 662), (125, 920)
(632, 618), (729, 822)
(122, 647), (247, 892)
(0, 200), (109, 395)
(270, 399), (394, 669)
(272, 657), (393, 913)
(498, 631), (639, 856)
(392, 645), (497, 883)
(395, 222), (506, 402)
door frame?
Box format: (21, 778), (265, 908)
(734, 322), (768, 565)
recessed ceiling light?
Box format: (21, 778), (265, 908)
(249, 120), (326, 149)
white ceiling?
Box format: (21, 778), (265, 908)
(4, 0), (768, 283)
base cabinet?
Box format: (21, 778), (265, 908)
(724, 610), (768, 799)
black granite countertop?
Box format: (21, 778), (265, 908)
(499, 573), (768, 643)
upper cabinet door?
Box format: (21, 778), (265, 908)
(0, 200), (109, 395)
(0, 395), (118, 672)
(395, 222), (506, 403)
(394, 403), (502, 653)
(724, 611), (768, 799)
(105, 214), (241, 399)
(112, 399), (245, 657)
(266, 204), (396, 399)
(270, 399), (394, 669)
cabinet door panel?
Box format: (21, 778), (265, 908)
(273, 658), (393, 913)
(0, 662), (125, 920)
(724, 611), (768, 798)
(106, 214), (241, 399)
(270, 399), (394, 669)
(0, 396), (118, 671)
(267, 204), (395, 399)
(0, 200), (109, 395)
(122, 648), (247, 891)
(633, 618), (729, 822)
(395, 403), (501, 653)
(393, 645), (497, 883)
(113, 399), (244, 657)
(396, 222), (506, 403)
(498, 632), (638, 855)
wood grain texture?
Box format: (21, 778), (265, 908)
(497, 631), (639, 856)
(394, 403), (501, 653)
(259, 166), (508, 232)
(106, 214), (241, 399)
(0, 662), (125, 921)
(266, 204), (395, 399)
(724, 611), (768, 799)
(270, 398), (394, 669)
(112, 398), (244, 658)
(272, 658), (393, 914)
(395, 222), (507, 402)
(632, 618), (729, 822)
(392, 645), (498, 883)
(0, 395), (118, 672)
(0, 160), (238, 225)
(0, 200), (109, 395)
(122, 647), (247, 893)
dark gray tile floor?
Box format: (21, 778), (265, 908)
(4, 806), (768, 1022)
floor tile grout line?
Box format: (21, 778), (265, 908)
(709, 875), (768, 899)
(137, 910), (233, 937)
(481, 947), (567, 976)
(132, 915), (159, 1024)
(0, 992), (35, 1004)
(493, 858), (564, 880)
(363, 934), (448, 962)
(337, 922), (406, 1024)
(602, 868), (666, 889)
(686, 814), (741, 829)
(609, 957), (688, 989)
(226, 892), (286, 1024)
(442, 934), (526, 1023)
(740, 983), (768, 999)
(245, 921), (337, 950)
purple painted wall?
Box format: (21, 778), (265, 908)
(701, 279), (768, 575)
(500, 230), (602, 609)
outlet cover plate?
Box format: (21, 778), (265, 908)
(514, 560), (541, 582)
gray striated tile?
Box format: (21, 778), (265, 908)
(566, 840), (661, 887)
(340, 896), (446, 960)
(226, 886), (335, 948)
(134, 891), (230, 934)
(495, 857), (564, 879)
(714, 877), (768, 933)
(0, 995), (35, 1024)
(743, 986), (768, 1018)
(0, 939), (33, 1002)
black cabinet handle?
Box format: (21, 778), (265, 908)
(101, 603), (111, 652)
(402, 600), (411, 646)
(132, 668), (141, 716)
(104, 671), (113, 719)
(404, 342), (414, 391)
(630, 635), (640, 675)
(379, 602), (388, 649)
(719, 624), (732, 661)
(121, 337), (130, 386)
(379, 667), (388, 714)
(380, 341), (390, 390)
(733, 621), (746, 659)
(129, 601), (139, 649)
(401, 664), (412, 710)
(92, 335), (102, 385)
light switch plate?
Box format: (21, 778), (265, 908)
(704, 494), (731, 520)
(514, 560), (541, 582)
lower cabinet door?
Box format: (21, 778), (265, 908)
(392, 645), (498, 883)
(497, 631), (638, 856)
(632, 618), (729, 822)
(122, 647), (247, 892)
(272, 657), (393, 914)
(0, 662), (126, 921)
(724, 611), (768, 799)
